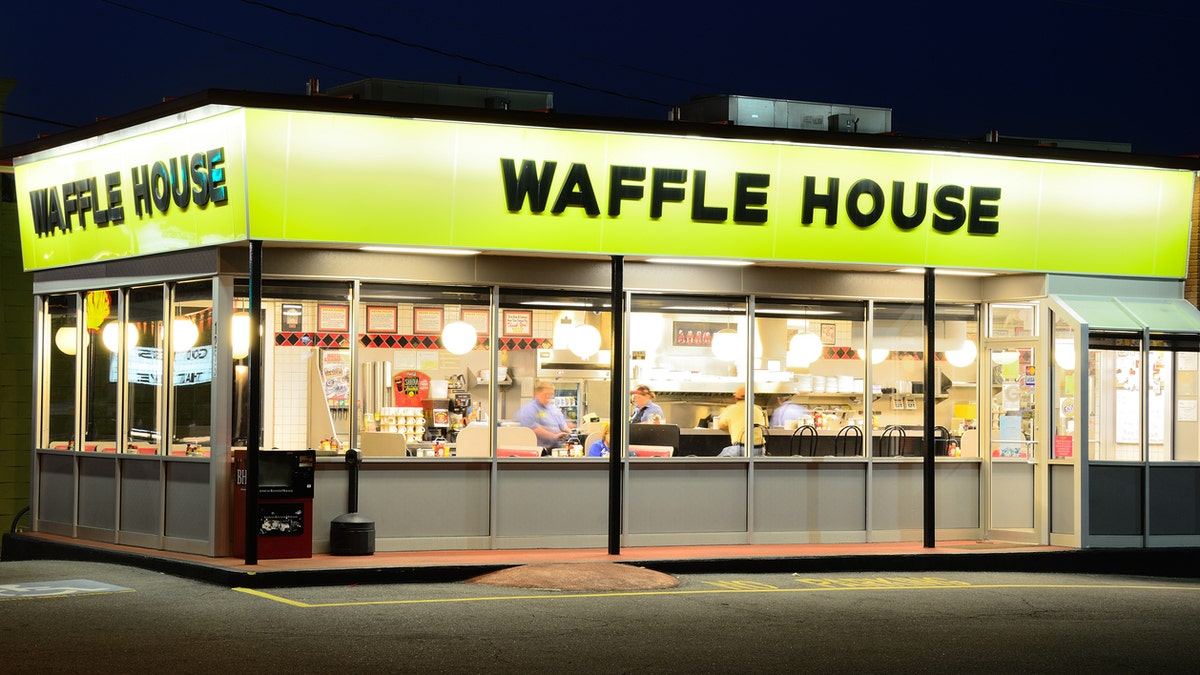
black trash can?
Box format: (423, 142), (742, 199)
(330, 512), (375, 556)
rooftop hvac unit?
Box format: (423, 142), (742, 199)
(828, 113), (858, 133)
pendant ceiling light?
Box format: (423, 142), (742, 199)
(441, 320), (479, 355)
(173, 318), (199, 352)
(55, 326), (78, 356)
(569, 324), (602, 358)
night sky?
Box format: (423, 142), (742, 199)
(3, 0), (1199, 155)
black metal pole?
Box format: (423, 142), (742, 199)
(923, 266), (936, 548)
(245, 240), (263, 564)
(608, 256), (625, 555)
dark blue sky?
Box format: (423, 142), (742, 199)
(4, 0), (1199, 155)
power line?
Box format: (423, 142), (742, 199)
(0, 109), (77, 129)
(350, 0), (728, 94)
(235, 0), (675, 108)
(102, 0), (371, 79)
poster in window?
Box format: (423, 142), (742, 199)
(317, 304), (349, 332)
(503, 310), (533, 337)
(366, 305), (397, 333)
(413, 307), (444, 335)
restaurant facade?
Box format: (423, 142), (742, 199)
(11, 89), (1200, 559)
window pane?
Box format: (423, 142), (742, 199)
(84, 289), (120, 451)
(171, 281), (213, 456)
(126, 285), (164, 453)
(990, 346), (1037, 460)
(1150, 333), (1200, 462)
(359, 283), (495, 457)
(630, 294), (747, 456)
(989, 302), (1038, 338)
(505, 288), (611, 457)
(756, 299), (866, 457)
(1087, 333), (1143, 461)
(1051, 315), (1078, 460)
(44, 294), (78, 450)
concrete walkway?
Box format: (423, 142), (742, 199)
(5, 531), (1199, 589)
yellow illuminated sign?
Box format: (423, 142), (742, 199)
(15, 106), (1196, 279)
(14, 109), (248, 271)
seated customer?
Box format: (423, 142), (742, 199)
(715, 386), (767, 456)
(587, 423), (611, 457)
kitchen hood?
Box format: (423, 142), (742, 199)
(536, 349), (612, 380)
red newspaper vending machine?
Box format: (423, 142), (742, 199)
(232, 449), (315, 559)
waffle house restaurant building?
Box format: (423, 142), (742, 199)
(11, 90), (1200, 559)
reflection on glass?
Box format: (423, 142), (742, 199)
(45, 294), (78, 449)
(126, 285), (164, 453)
(172, 281), (213, 455)
(1051, 316), (1077, 460)
(84, 289), (119, 449)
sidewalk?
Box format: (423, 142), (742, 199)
(4, 531), (1199, 589)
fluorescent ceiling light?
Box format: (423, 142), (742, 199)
(894, 268), (995, 277)
(661, 305), (743, 313)
(645, 258), (753, 267)
(361, 246), (480, 256)
(520, 301), (593, 308)
(755, 308), (840, 316)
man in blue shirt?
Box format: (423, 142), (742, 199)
(630, 384), (665, 424)
(770, 394), (810, 428)
(517, 380), (571, 451)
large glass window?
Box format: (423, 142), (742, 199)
(44, 294), (78, 450)
(755, 299), (866, 456)
(501, 289), (612, 457)
(171, 281), (213, 456)
(84, 289), (121, 451)
(1155, 334), (1200, 462)
(1087, 332), (1142, 461)
(869, 303), (979, 458)
(358, 283), (493, 457)
(125, 285), (164, 453)
(629, 295), (747, 457)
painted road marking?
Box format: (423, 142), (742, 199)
(234, 578), (1200, 608)
(0, 579), (134, 601)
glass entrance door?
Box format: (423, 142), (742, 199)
(989, 345), (1038, 461)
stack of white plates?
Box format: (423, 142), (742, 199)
(797, 374), (813, 392)
(813, 375), (826, 393)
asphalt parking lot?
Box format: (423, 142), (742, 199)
(4, 559), (1199, 673)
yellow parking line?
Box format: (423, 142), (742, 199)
(234, 581), (1200, 608)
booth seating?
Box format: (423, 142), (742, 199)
(453, 425), (492, 458)
(495, 426), (540, 457)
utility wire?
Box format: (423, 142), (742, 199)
(102, 0), (371, 79)
(0, 110), (78, 129)
(350, 0), (728, 94)
(235, 0), (674, 108)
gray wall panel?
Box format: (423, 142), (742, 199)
(753, 462), (866, 532)
(119, 458), (162, 536)
(497, 463), (606, 537)
(627, 463), (747, 534)
(78, 456), (116, 530)
(164, 461), (211, 541)
(991, 461), (1035, 529)
(1051, 464), (1076, 535)
(37, 453), (75, 526)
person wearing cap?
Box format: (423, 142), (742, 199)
(630, 384), (665, 424)
(716, 385), (767, 456)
